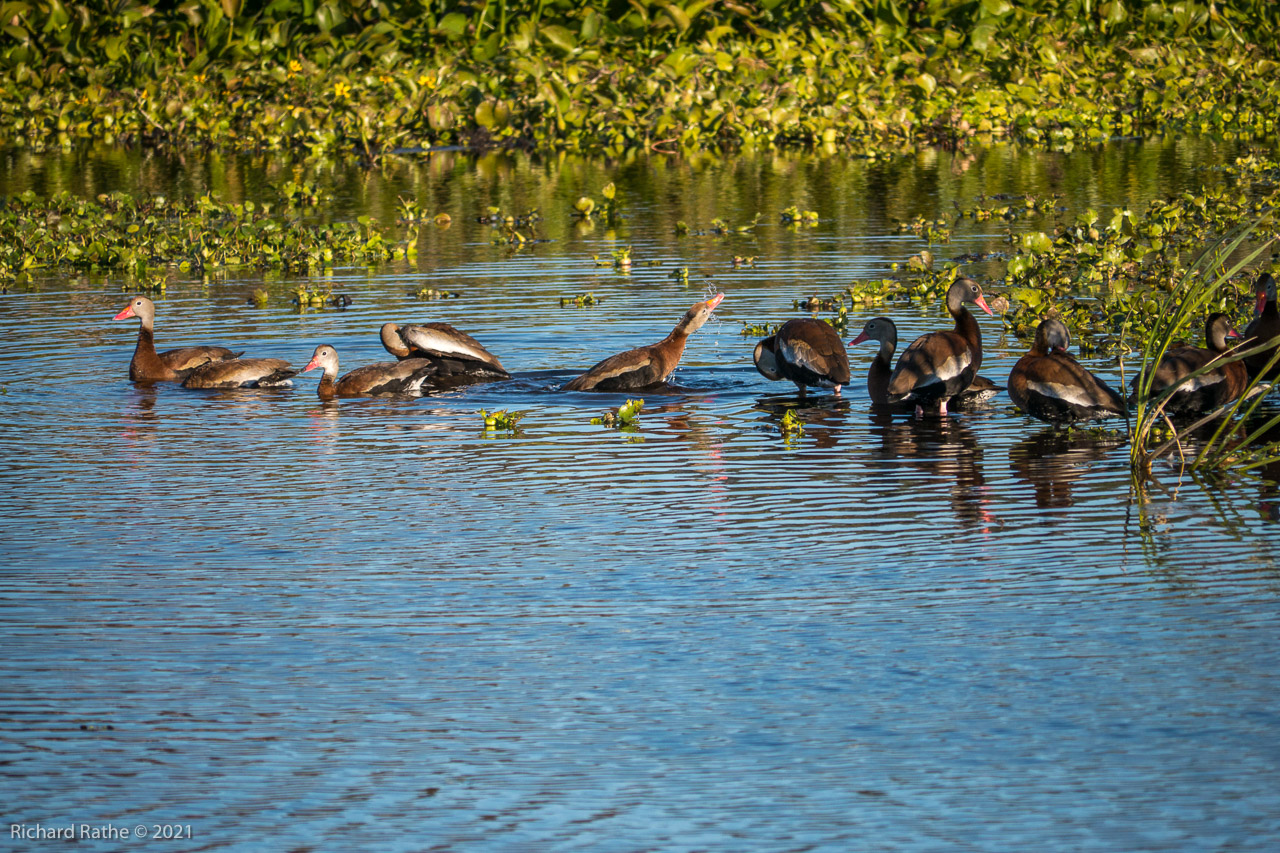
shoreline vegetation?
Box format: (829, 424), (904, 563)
(2, 1), (1278, 159)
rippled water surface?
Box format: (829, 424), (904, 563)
(3, 141), (1280, 850)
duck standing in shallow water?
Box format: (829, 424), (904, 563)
(380, 322), (510, 382)
(753, 318), (850, 396)
(885, 278), (993, 415)
(850, 316), (998, 409)
(1137, 313), (1248, 416)
(1244, 272), (1280, 379)
(1008, 318), (1126, 423)
(303, 344), (438, 399)
(112, 295), (240, 383)
(564, 293), (724, 391)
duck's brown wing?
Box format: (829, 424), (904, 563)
(563, 346), (666, 392)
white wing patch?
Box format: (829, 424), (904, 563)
(902, 352), (969, 390)
(1028, 379), (1102, 407)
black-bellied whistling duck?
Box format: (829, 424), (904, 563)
(753, 318), (851, 396)
(563, 293), (724, 391)
(181, 357), (298, 389)
(112, 295), (240, 383)
(303, 344), (438, 400)
(1244, 272), (1280, 378)
(1138, 313), (1249, 415)
(1008, 318), (1126, 423)
(883, 278), (993, 414)
(380, 322), (510, 381)
(849, 316), (998, 409)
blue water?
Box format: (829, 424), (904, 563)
(1, 140), (1278, 850)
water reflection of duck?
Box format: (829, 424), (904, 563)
(1009, 427), (1125, 508)
(380, 322), (510, 382)
(1008, 318), (1126, 424)
(869, 412), (989, 527)
(1244, 272), (1280, 378)
(758, 397), (851, 449)
(564, 293), (724, 391)
(303, 344), (438, 400)
(112, 295), (240, 383)
(753, 318), (851, 397)
(886, 277), (994, 415)
(1134, 313), (1247, 416)
(849, 316), (997, 410)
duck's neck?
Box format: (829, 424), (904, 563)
(952, 304), (981, 349)
(317, 372), (338, 401)
(130, 323), (172, 381)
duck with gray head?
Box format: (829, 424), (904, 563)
(1008, 318), (1126, 424)
(112, 295), (240, 383)
(850, 315), (998, 409)
(884, 278), (994, 415)
(1135, 313), (1248, 416)
(304, 344), (439, 400)
(753, 317), (850, 396)
(564, 293), (724, 392)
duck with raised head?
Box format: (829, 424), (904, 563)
(181, 357), (298, 389)
(1137, 313), (1249, 415)
(112, 295), (240, 383)
(1244, 272), (1280, 379)
(303, 344), (438, 400)
(380, 322), (510, 381)
(1008, 318), (1126, 423)
(564, 293), (724, 391)
(849, 316), (998, 409)
(884, 278), (994, 415)
(753, 318), (850, 396)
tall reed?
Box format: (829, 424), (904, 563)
(1124, 216), (1278, 476)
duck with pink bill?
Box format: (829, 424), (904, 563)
(564, 293), (724, 392)
(112, 295), (240, 383)
(303, 344), (440, 400)
(849, 315), (998, 409)
(884, 277), (993, 416)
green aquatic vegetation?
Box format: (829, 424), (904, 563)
(592, 398), (644, 430)
(573, 183), (621, 224)
(480, 408), (526, 435)
(780, 408), (804, 442)
(781, 207), (819, 226)
(414, 287), (459, 300)
(895, 216), (952, 244)
(291, 287), (352, 310)
(560, 292), (601, 308)
(0, 189), (404, 285)
(2, 2), (1280, 160)
(1124, 219), (1279, 478)
(741, 321), (780, 337)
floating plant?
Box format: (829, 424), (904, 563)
(480, 408), (525, 435)
(592, 398), (644, 431)
(560, 293), (601, 308)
